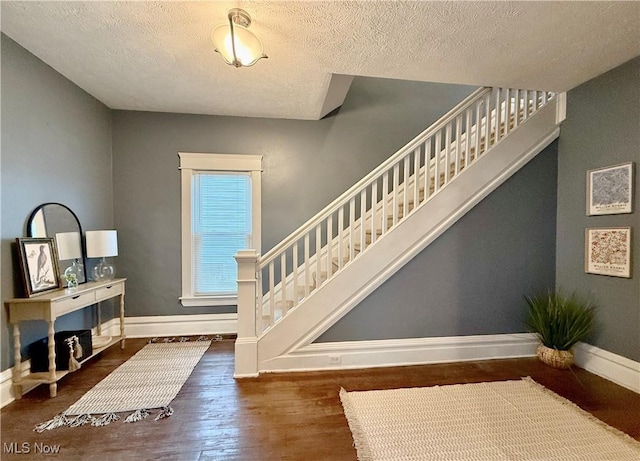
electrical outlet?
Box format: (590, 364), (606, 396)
(328, 355), (341, 364)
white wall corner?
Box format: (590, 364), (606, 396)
(234, 337), (259, 378)
(574, 342), (640, 393)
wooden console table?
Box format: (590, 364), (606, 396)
(6, 278), (126, 398)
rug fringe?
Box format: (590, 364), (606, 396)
(33, 415), (69, 433)
(154, 406), (174, 421)
(339, 388), (374, 461)
(67, 414), (93, 427)
(34, 406), (177, 431)
(91, 412), (120, 427)
(124, 408), (150, 423)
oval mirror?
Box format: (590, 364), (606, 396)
(27, 203), (86, 285)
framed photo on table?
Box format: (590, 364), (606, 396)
(16, 237), (61, 296)
(586, 162), (634, 215)
(585, 227), (631, 278)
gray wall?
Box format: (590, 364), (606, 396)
(111, 79), (475, 317)
(1, 35), (114, 371)
(556, 56), (640, 362)
(318, 143), (558, 341)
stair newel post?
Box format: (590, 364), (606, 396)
(234, 249), (260, 378)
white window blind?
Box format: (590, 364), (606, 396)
(192, 173), (252, 295)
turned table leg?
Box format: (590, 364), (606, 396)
(12, 323), (22, 399)
(97, 301), (102, 336)
(119, 293), (126, 349)
(48, 320), (57, 398)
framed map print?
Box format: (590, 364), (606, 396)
(586, 162), (634, 215)
(585, 227), (631, 278)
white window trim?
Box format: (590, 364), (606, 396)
(179, 152), (262, 307)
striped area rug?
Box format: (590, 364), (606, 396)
(35, 340), (210, 431)
(340, 377), (640, 461)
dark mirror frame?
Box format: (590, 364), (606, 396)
(26, 203), (87, 285)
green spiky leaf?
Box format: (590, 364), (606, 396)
(524, 290), (597, 350)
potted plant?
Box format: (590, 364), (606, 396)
(525, 290), (597, 369)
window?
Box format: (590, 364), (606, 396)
(179, 153), (261, 306)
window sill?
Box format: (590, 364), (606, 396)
(180, 296), (238, 307)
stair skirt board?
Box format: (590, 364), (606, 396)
(259, 334), (539, 373)
(257, 102), (561, 365)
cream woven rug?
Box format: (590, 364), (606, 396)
(35, 340), (210, 431)
(340, 377), (640, 461)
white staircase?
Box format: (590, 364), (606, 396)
(235, 87), (565, 377)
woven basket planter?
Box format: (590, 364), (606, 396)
(536, 345), (574, 369)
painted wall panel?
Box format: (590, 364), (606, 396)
(556, 56), (640, 361)
(1, 35), (114, 371)
(317, 143), (558, 341)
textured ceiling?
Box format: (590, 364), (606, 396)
(2, 1), (639, 120)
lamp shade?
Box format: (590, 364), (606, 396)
(212, 9), (267, 68)
(86, 230), (118, 258)
(55, 232), (82, 260)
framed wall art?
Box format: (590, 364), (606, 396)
(585, 227), (631, 278)
(16, 237), (61, 296)
(586, 162), (634, 215)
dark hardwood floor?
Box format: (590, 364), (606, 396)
(1, 338), (639, 460)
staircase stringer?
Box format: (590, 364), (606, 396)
(257, 101), (560, 369)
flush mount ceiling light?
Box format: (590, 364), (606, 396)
(211, 8), (267, 68)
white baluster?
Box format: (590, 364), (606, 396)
(327, 214), (333, 278)
(454, 114), (462, 176)
(338, 207), (344, 269)
(464, 107), (472, 168)
(349, 197), (355, 261)
(371, 181), (378, 245)
(484, 92), (492, 152)
(402, 156), (409, 219)
(304, 234), (310, 297)
(392, 164), (399, 225)
(424, 141), (432, 199)
(475, 100), (482, 160)
(280, 253), (287, 314)
(315, 223), (322, 288)
(434, 131), (441, 193)
(268, 261), (275, 326)
(292, 242), (299, 303)
(382, 171), (389, 234)
(413, 147), (421, 208)
(360, 190), (366, 250)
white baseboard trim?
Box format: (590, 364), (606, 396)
(1, 313), (238, 408)
(574, 342), (640, 393)
(123, 313), (237, 338)
(259, 333), (539, 373)
(0, 362), (35, 409)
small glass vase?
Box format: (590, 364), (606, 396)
(63, 260), (83, 287)
(66, 278), (78, 289)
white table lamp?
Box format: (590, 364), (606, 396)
(55, 231), (84, 286)
(86, 230), (118, 282)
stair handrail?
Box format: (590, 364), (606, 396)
(259, 86), (491, 268)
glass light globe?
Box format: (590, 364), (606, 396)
(211, 12), (267, 67)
